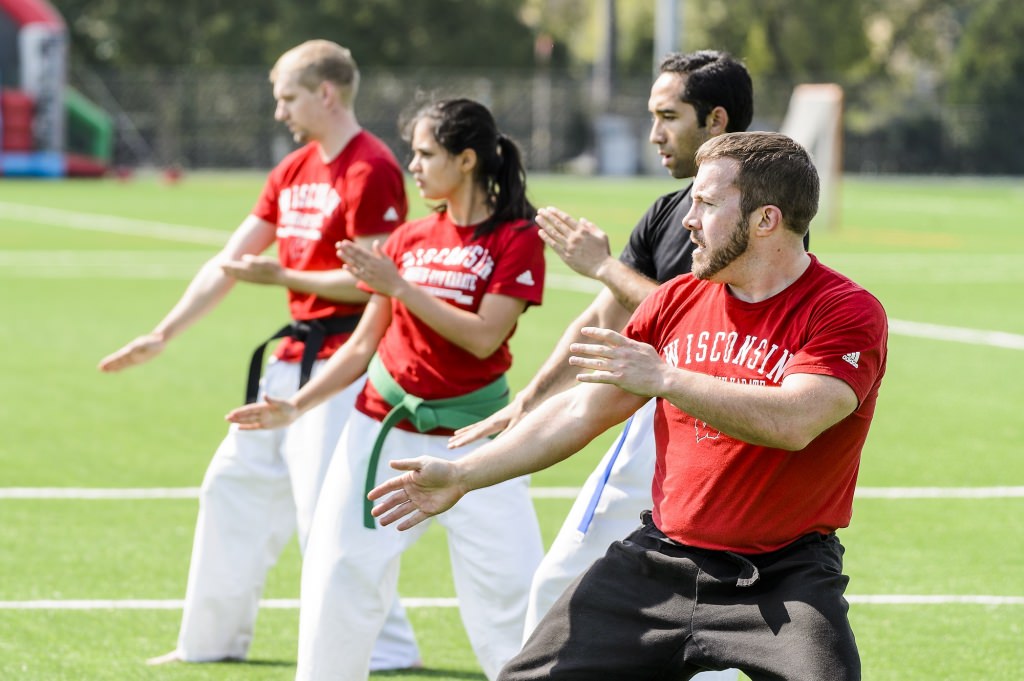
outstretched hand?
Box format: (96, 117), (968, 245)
(225, 395), (299, 430)
(447, 399), (527, 449)
(337, 239), (405, 297)
(569, 326), (668, 397)
(98, 334), (166, 372)
(368, 457), (467, 531)
(536, 207), (612, 279)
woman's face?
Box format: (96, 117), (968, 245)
(407, 118), (469, 201)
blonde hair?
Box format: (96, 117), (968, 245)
(270, 40), (360, 106)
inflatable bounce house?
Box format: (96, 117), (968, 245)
(1, 0), (113, 177)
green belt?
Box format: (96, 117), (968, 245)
(362, 353), (510, 528)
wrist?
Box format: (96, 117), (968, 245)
(513, 387), (540, 413)
(287, 394), (309, 418)
(451, 459), (477, 497)
(591, 256), (619, 284)
(390, 278), (414, 300)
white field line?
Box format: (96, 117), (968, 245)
(2, 486), (1024, 500)
(0, 202), (227, 245)
(3, 248), (1024, 352)
(887, 319), (1024, 351)
(1, 595), (1021, 610)
(4, 202), (1024, 350)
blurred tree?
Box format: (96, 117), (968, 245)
(51, 0), (280, 66)
(51, 0), (537, 68)
(948, 0), (1024, 173)
(272, 0), (537, 69)
(685, 0), (871, 82)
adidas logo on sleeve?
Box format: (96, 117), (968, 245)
(842, 351), (860, 368)
(383, 206), (400, 221)
(515, 270), (536, 286)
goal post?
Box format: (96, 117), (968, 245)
(779, 83), (844, 231)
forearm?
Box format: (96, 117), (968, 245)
(657, 370), (855, 450)
(289, 336), (375, 414)
(156, 214), (276, 342)
(455, 386), (630, 491)
(591, 259), (660, 311)
(391, 282), (517, 359)
(278, 268), (371, 303)
(287, 295), (389, 414)
(518, 288), (632, 411)
(153, 259), (237, 341)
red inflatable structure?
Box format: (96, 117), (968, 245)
(0, 0), (112, 177)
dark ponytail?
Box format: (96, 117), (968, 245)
(403, 98), (535, 239)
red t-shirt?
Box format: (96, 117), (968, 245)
(623, 255), (888, 553)
(251, 131), (407, 361)
(355, 211), (545, 430)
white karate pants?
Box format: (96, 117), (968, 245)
(296, 410), (544, 681)
(175, 359), (420, 670)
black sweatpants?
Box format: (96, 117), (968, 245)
(500, 512), (860, 681)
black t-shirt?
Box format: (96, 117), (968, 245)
(618, 185), (696, 284)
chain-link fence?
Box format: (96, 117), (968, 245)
(70, 63), (968, 175)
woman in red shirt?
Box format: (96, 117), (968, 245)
(228, 98), (545, 681)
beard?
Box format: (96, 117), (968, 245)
(692, 218), (750, 280)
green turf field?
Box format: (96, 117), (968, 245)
(1, 172), (1022, 680)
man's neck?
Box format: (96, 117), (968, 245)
(316, 113), (361, 162)
(726, 250), (813, 303)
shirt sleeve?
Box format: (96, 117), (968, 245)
(343, 158), (407, 238)
(783, 290), (888, 404)
(252, 166), (283, 224)
(484, 222), (546, 305)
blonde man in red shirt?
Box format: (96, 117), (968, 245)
(100, 40), (419, 670)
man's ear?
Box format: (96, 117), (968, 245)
(753, 205), (784, 236)
(705, 106), (729, 136)
(318, 81), (336, 106)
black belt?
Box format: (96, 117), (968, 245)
(245, 316), (361, 403)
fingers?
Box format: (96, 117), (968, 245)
(367, 466), (432, 530)
(97, 349), (127, 372)
(368, 487), (431, 531)
(568, 341), (617, 359)
(368, 486), (408, 513)
(224, 404), (258, 424)
(222, 258), (276, 283)
(536, 207), (577, 244)
(580, 326), (627, 343)
(98, 338), (157, 372)
(367, 469), (413, 501)
(537, 229), (559, 250)
(224, 402), (279, 429)
(394, 510), (432, 531)
(374, 501), (429, 530)
(337, 239), (367, 262)
(448, 416), (506, 449)
(568, 355), (610, 371)
(338, 241), (376, 277)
